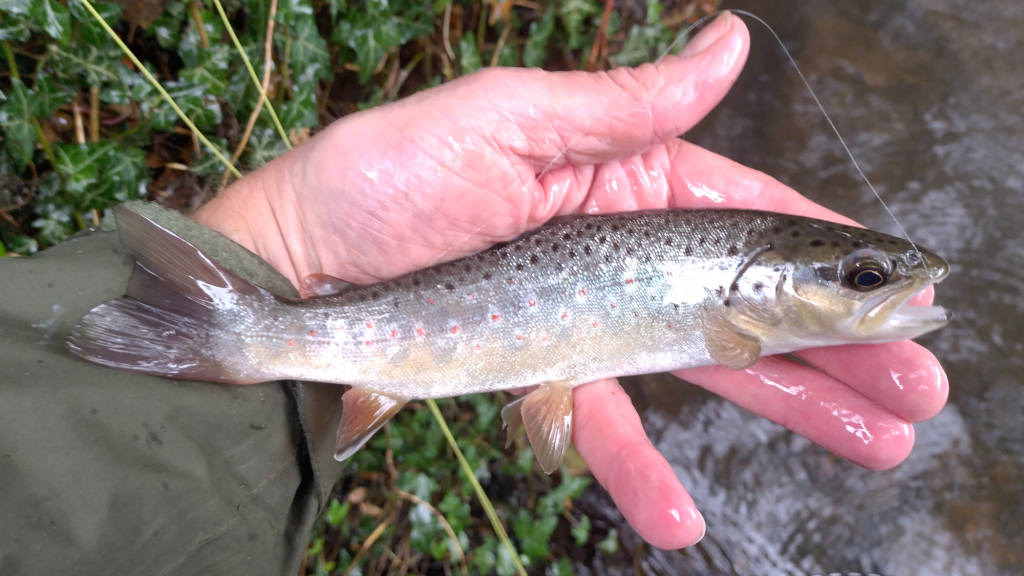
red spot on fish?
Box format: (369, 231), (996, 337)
(287, 339), (295, 347)
(625, 278), (634, 284)
(475, 343), (482, 350)
(515, 334), (525, 341)
(508, 278), (515, 285)
(416, 327), (426, 336)
(592, 321), (600, 328)
(491, 314), (500, 322)
(541, 335), (549, 342)
(450, 326), (459, 334)
(528, 299), (536, 307)
(428, 298), (435, 305)
(364, 340), (372, 346)
(308, 329), (317, 337)
(391, 329), (399, 338)
(365, 321), (373, 329)
(610, 302), (617, 309)
(579, 288), (587, 296)
(466, 293), (474, 300)
(561, 312), (568, 320)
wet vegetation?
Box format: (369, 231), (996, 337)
(0, 0), (714, 572)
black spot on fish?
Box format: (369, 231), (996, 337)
(754, 282), (765, 292)
(483, 272), (492, 280)
(611, 223), (620, 232)
(563, 233), (573, 241)
(604, 254), (613, 263)
(665, 238), (674, 247)
(810, 239), (825, 247)
(412, 278), (422, 287)
(612, 242), (620, 251)
(790, 230), (802, 238)
(583, 245), (592, 256)
(568, 249), (577, 259)
(584, 223), (594, 230)
(444, 283), (455, 291)
(530, 254), (540, 265)
(727, 245), (738, 256)
(853, 240), (865, 247)
(685, 246), (693, 256)
(831, 241), (841, 248)
(464, 263), (473, 273)
(515, 263), (525, 271)
(598, 235), (607, 244)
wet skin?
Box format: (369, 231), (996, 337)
(194, 12), (948, 550)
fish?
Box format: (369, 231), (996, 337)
(67, 205), (949, 473)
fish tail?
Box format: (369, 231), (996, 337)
(66, 206), (267, 384)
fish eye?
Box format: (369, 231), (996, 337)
(849, 267), (887, 290)
(841, 249), (891, 291)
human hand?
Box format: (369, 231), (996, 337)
(195, 12), (948, 549)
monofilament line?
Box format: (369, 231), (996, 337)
(658, 9), (923, 258)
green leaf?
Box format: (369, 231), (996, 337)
(287, 15), (330, 85)
(67, 0), (122, 46)
(148, 0), (187, 50)
(559, 0), (600, 51)
(279, 88), (319, 133)
(4, 234), (37, 255)
(548, 557), (575, 576)
(32, 75), (74, 118)
(570, 514), (591, 546)
(523, 7), (556, 68)
(48, 43), (122, 87)
(458, 33), (481, 74)
(0, 0), (33, 15)
(0, 77), (35, 171)
(0, 11), (33, 42)
(332, 0), (433, 84)
(54, 141), (148, 211)
(324, 498), (350, 527)
(597, 528), (619, 554)
(28, 0), (70, 43)
(513, 509), (557, 560)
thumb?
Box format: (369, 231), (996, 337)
(446, 11), (749, 167)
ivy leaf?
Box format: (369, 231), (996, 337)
(513, 509), (558, 560)
(458, 33), (482, 74)
(279, 88), (318, 133)
(28, 0), (70, 43)
(332, 0), (432, 84)
(570, 514), (591, 546)
(148, 0), (187, 50)
(54, 141), (148, 211)
(523, 7), (556, 68)
(0, 78), (36, 171)
(559, 0), (600, 51)
(67, 0), (122, 46)
(287, 15), (330, 85)
(32, 75), (74, 118)
(242, 126), (289, 170)
(48, 43), (122, 87)
(0, 11), (33, 42)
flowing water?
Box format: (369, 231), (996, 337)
(576, 1), (1024, 573)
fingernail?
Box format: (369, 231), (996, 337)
(689, 510), (707, 546)
(680, 12), (733, 57)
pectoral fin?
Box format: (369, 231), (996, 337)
(300, 273), (355, 298)
(501, 382), (574, 474)
(334, 388), (407, 461)
(703, 313), (761, 370)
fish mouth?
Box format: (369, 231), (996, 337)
(857, 278), (950, 339)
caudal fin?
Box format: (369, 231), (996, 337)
(66, 206), (267, 383)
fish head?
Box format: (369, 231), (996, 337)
(734, 218), (950, 346)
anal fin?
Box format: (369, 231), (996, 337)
(502, 382), (574, 474)
(335, 388), (407, 461)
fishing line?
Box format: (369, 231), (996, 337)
(657, 9), (923, 258)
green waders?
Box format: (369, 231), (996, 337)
(0, 203), (344, 575)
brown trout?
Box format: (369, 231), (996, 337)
(67, 206), (949, 472)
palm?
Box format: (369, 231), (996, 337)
(197, 14), (948, 550)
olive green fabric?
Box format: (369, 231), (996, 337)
(0, 203), (345, 575)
